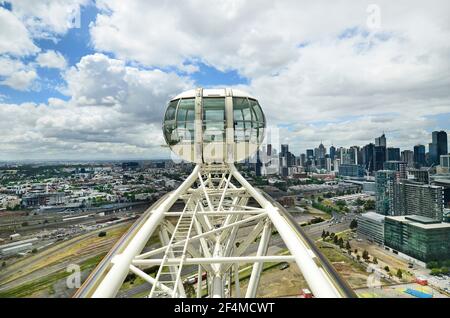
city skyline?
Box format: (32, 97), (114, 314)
(0, 1), (449, 160)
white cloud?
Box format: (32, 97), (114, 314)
(36, 50), (67, 69)
(0, 69), (37, 91)
(0, 7), (39, 56)
(0, 57), (37, 90)
(63, 53), (194, 121)
(6, 0), (90, 39)
(0, 53), (193, 159)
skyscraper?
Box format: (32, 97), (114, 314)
(387, 147), (400, 161)
(329, 146), (336, 161)
(375, 133), (387, 147)
(349, 146), (359, 165)
(363, 143), (375, 173)
(300, 153), (306, 167)
(279, 144), (290, 176)
(373, 146), (386, 171)
(374, 134), (387, 171)
(413, 144), (426, 167)
(401, 150), (414, 167)
(314, 142), (326, 159)
(429, 131), (448, 165)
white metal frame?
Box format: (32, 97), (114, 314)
(84, 163), (349, 298)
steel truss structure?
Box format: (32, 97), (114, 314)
(76, 164), (355, 298)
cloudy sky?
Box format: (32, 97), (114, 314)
(0, 0), (449, 160)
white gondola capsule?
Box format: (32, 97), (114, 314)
(162, 88), (265, 163)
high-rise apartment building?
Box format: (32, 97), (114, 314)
(392, 180), (444, 221)
(375, 170), (396, 215)
(407, 168), (430, 184)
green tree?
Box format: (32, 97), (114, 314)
(384, 266), (390, 272)
(338, 237), (344, 248)
(98, 231), (107, 237)
(373, 257), (378, 264)
(184, 283), (195, 297)
(350, 219), (358, 229)
(363, 199), (375, 211)
(333, 235), (338, 244)
(396, 269), (403, 279)
(362, 250), (369, 260)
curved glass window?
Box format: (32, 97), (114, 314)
(249, 98), (265, 143)
(164, 99), (178, 121)
(163, 98), (195, 145)
(232, 97), (250, 142)
(175, 98), (195, 142)
(232, 97), (265, 143)
(203, 97), (225, 142)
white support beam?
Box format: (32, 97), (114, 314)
(164, 210), (264, 216)
(233, 263), (240, 298)
(135, 212), (267, 260)
(132, 255), (295, 266)
(245, 222), (271, 298)
(129, 265), (174, 295)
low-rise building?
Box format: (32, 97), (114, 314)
(0, 242), (33, 257)
(357, 212), (385, 244)
(384, 215), (450, 263)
